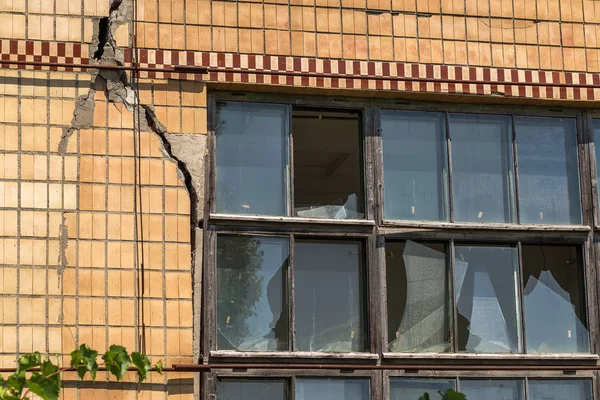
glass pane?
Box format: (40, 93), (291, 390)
(217, 235), (289, 351)
(454, 245), (521, 353)
(382, 110), (448, 221)
(390, 378), (455, 400)
(515, 116), (581, 225)
(386, 240), (451, 352)
(460, 379), (524, 400)
(296, 378), (369, 400)
(593, 120), (600, 217)
(449, 114), (515, 223)
(529, 380), (593, 400)
(295, 240), (366, 352)
(293, 108), (364, 219)
(217, 379), (286, 400)
(522, 245), (589, 353)
(216, 101), (289, 216)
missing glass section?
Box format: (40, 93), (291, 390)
(292, 108), (364, 219)
(386, 240), (451, 353)
(216, 235), (289, 351)
(522, 244), (589, 353)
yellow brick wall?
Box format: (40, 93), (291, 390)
(129, 0), (600, 72)
(0, 69), (204, 399)
(0, 0), (599, 71)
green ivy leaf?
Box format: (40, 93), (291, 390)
(443, 389), (467, 400)
(418, 393), (431, 400)
(70, 344), (99, 381)
(154, 360), (163, 374)
(131, 352), (152, 383)
(27, 372), (60, 400)
(5, 372), (26, 396)
(17, 353), (42, 374)
(0, 386), (20, 400)
(40, 360), (61, 386)
(102, 345), (131, 381)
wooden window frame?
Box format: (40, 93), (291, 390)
(206, 368), (381, 400)
(203, 92), (600, 400)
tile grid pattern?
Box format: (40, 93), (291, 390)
(0, 69), (198, 399)
(0, 39), (598, 100)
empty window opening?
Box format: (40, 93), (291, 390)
(292, 108), (364, 219)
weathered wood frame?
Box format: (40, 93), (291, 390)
(203, 92), (600, 400)
(382, 370), (596, 400)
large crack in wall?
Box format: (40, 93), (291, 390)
(58, 0), (206, 222)
(55, 0), (206, 352)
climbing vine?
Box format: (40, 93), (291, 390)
(0, 345), (163, 400)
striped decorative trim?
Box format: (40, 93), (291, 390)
(0, 39), (598, 101)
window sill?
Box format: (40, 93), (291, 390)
(382, 220), (591, 232)
(382, 352), (599, 362)
(210, 213), (375, 227)
(210, 350), (379, 361)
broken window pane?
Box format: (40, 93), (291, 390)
(216, 235), (289, 351)
(460, 379), (524, 400)
(216, 101), (289, 216)
(292, 108), (364, 219)
(593, 120), (600, 217)
(381, 110), (448, 221)
(296, 378), (369, 400)
(515, 116), (581, 225)
(528, 379), (593, 400)
(449, 114), (516, 223)
(454, 245), (521, 353)
(390, 378), (455, 400)
(217, 379), (286, 400)
(522, 245), (589, 353)
(295, 240), (366, 352)
(386, 240), (451, 352)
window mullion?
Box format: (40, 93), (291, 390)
(290, 375), (296, 400)
(449, 239), (458, 352)
(512, 115), (521, 224)
(517, 241), (526, 354)
(287, 104), (294, 217)
(524, 376), (529, 400)
(289, 233), (296, 352)
(445, 111), (454, 223)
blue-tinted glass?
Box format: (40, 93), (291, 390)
(593, 120), (600, 218)
(460, 380), (524, 400)
(296, 378), (369, 400)
(295, 240), (366, 352)
(449, 114), (515, 223)
(454, 245), (521, 353)
(217, 379), (286, 400)
(515, 116), (581, 225)
(390, 378), (455, 400)
(216, 101), (288, 216)
(529, 380), (593, 400)
(382, 110), (448, 221)
(217, 235), (289, 351)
